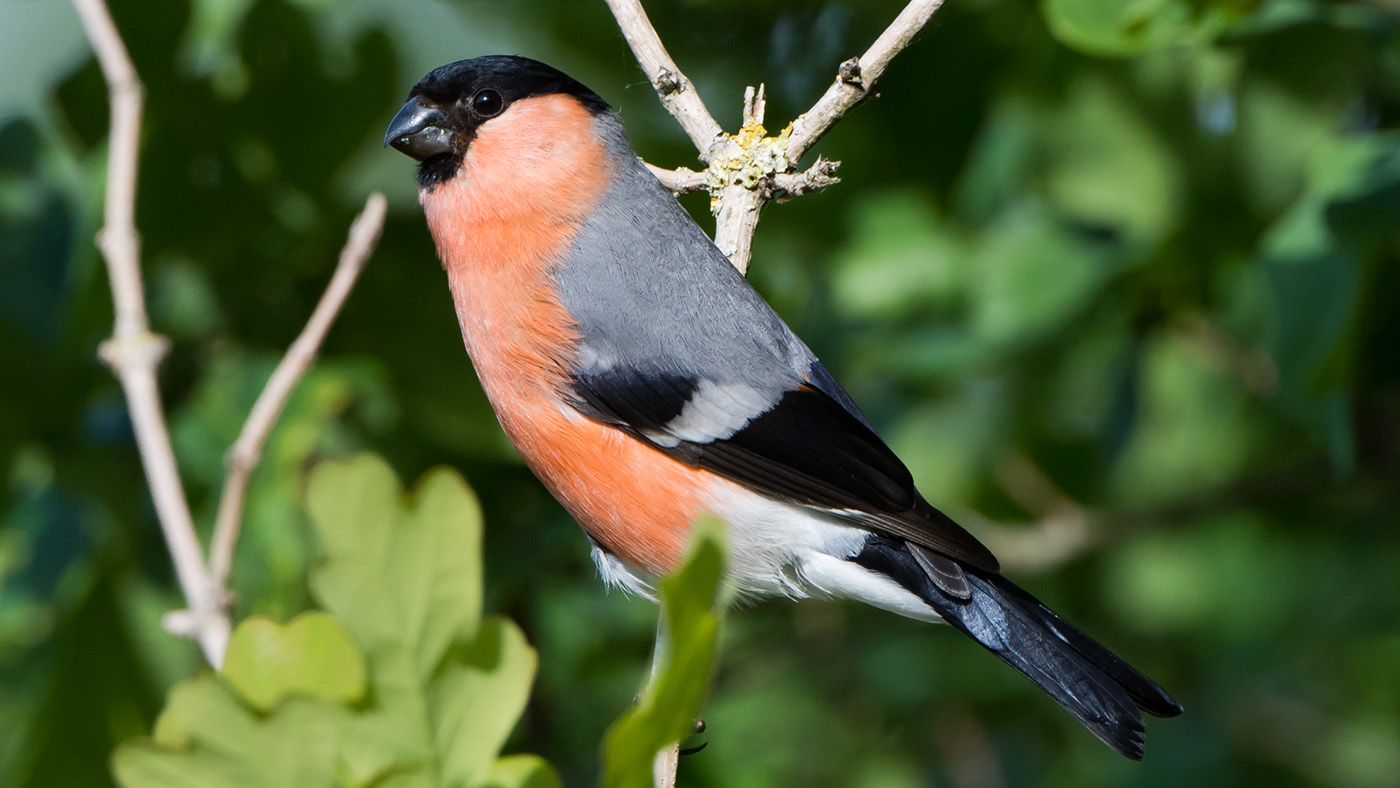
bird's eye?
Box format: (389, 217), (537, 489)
(471, 89), (504, 118)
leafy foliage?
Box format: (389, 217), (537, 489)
(112, 456), (555, 788)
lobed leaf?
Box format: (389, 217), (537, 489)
(220, 612), (366, 711)
(307, 454), (484, 678)
(114, 455), (548, 788)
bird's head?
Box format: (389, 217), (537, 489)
(385, 55), (611, 191)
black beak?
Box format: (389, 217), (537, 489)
(384, 96), (455, 161)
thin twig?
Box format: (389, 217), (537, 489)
(787, 0), (944, 163)
(962, 454), (1096, 572)
(604, 0), (724, 156)
(208, 193), (387, 591)
(646, 162), (707, 195)
(772, 157), (841, 197)
(74, 0), (230, 666)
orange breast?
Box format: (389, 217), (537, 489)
(495, 399), (712, 574)
(421, 94), (706, 574)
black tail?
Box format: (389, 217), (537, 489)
(852, 536), (1183, 759)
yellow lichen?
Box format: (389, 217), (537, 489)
(701, 123), (794, 213)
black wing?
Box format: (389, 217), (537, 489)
(570, 365), (1000, 573)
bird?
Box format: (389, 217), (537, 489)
(384, 54), (1183, 759)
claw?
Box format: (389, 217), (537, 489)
(679, 717), (707, 756)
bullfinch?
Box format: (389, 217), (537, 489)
(385, 55), (1182, 759)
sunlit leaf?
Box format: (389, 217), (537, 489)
(114, 676), (351, 788)
(1225, 0), (1400, 39)
(485, 754), (561, 788)
(1109, 332), (1267, 505)
(432, 618), (539, 788)
(971, 203), (1115, 344)
(602, 518), (726, 788)
(830, 189), (968, 321)
(307, 454), (484, 676)
(1039, 76), (1182, 245)
(1103, 511), (1303, 640)
(220, 613), (366, 711)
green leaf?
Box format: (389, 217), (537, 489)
(602, 518), (726, 788)
(1039, 76), (1181, 246)
(431, 618), (539, 788)
(1224, 0), (1400, 39)
(1237, 81), (1339, 216)
(485, 755), (560, 788)
(1109, 332), (1266, 505)
(114, 676), (352, 788)
(116, 455), (549, 788)
(1312, 132), (1400, 239)
(1042, 0), (1204, 56)
(307, 454), (484, 678)
(170, 353), (397, 620)
(1251, 134), (1400, 468)
(1103, 511), (1302, 641)
(220, 613), (366, 711)
(970, 203), (1115, 345)
(829, 189), (968, 321)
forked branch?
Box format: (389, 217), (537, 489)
(72, 0), (385, 668)
(607, 0), (944, 273)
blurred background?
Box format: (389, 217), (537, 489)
(2, 0), (1399, 785)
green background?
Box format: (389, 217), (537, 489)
(2, 0), (1399, 785)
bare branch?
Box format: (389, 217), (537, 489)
(707, 86), (781, 273)
(652, 745), (680, 788)
(969, 454), (1097, 573)
(616, 0), (943, 276)
(604, 0), (724, 156)
(208, 193), (387, 592)
(787, 0), (944, 163)
(75, 0), (387, 670)
(711, 183), (765, 275)
(646, 162), (707, 195)
(772, 156), (841, 198)
(73, 0), (228, 666)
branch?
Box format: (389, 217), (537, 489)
(73, 0), (229, 666)
(607, 0), (942, 276)
(652, 745), (680, 788)
(968, 453), (1097, 573)
(709, 85), (773, 273)
(646, 162), (707, 195)
(75, 0), (387, 669)
(772, 156), (841, 198)
(604, 0), (724, 156)
(787, 0), (944, 163)
(208, 193), (387, 591)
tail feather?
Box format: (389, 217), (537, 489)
(983, 573), (1184, 719)
(852, 536), (1182, 760)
